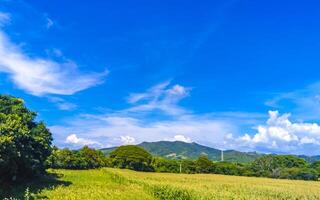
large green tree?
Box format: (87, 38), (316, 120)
(195, 155), (213, 173)
(251, 155), (308, 177)
(0, 95), (52, 183)
(109, 145), (154, 171)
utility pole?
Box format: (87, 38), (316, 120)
(221, 150), (224, 162)
(179, 163), (182, 173)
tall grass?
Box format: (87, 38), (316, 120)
(8, 168), (320, 199)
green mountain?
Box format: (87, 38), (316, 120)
(101, 141), (262, 163)
(298, 155), (320, 163)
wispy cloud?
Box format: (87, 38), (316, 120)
(50, 113), (236, 149)
(127, 81), (191, 115)
(49, 82), (262, 151)
(0, 12), (10, 26)
(49, 81), (320, 155)
(266, 82), (320, 120)
(45, 17), (54, 29)
(48, 96), (77, 111)
(0, 12), (108, 96)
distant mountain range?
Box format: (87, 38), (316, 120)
(101, 141), (320, 163)
(298, 155), (320, 163)
(101, 141), (263, 163)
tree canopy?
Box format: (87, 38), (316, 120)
(46, 146), (107, 169)
(109, 145), (154, 171)
(0, 95), (52, 183)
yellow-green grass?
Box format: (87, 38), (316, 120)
(11, 168), (320, 200)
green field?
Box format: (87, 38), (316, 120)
(5, 168), (320, 200)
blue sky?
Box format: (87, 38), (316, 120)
(2, 0), (320, 155)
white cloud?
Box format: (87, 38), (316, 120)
(50, 80), (320, 155)
(65, 134), (101, 147)
(0, 12), (10, 26)
(0, 15), (107, 96)
(172, 135), (192, 143)
(48, 97), (77, 111)
(49, 82), (263, 151)
(120, 136), (136, 145)
(228, 110), (320, 154)
(50, 113), (236, 149)
(266, 82), (320, 120)
(127, 81), (191, 115)
(46, 17), (54, 29)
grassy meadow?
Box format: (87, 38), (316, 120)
(6, 168), (320, 200)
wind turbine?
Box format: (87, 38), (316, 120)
(221, 149), (224, 162)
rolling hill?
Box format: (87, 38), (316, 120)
(101, 141), (262, 163)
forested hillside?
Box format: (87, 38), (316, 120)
(101, 141), (262, 163)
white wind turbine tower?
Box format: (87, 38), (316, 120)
(221, 149), (224, 162)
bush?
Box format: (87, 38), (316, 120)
(0, 95), (52, 183)
(109, 145), (154, 171)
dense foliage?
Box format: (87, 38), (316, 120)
(250, 155), (315, 179)
(0, 95), (52, 183)
(150, 154), (319, 181)
(45, 144), (320, 181)
(109, 145), (154, 171)
(46, 146), (108, 169)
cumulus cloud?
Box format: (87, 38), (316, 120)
(120, 136), (136, 145)
(172, 135), (192, 143)
(50, 80), (320, 154)
(49, 82), (263, 151)
(127, 81), (190, 115)
(65, 134), (101, 147)
(227, 111), (320, 154)
(0, 13), (107, 96)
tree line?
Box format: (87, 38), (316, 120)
(1, 94), (320, 186)
(46, 145), (320, 181)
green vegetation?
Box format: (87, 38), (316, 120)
(109, 145), (154, 171)
(46, 146), (108, 169)
(2, 94), (320, 199)
(0, 95), (52, 184)
(4, 168), (320, 200)
(101, 141), (262, 163)
(250, 155), (318, 180)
